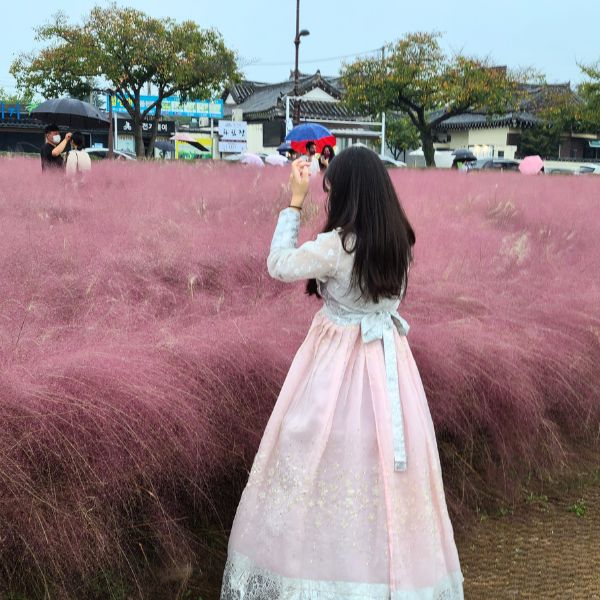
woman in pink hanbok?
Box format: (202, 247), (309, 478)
(221, 147), (464, 599)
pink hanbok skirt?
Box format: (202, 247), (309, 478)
(221, 310), (464, 599)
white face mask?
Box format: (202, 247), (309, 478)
(52, 134), (61, 144)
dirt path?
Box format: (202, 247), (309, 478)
(456, 469), (600, 599)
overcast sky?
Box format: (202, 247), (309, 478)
(1, 0), (599, 94)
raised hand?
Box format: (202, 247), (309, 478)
(289, 158), (311, 208)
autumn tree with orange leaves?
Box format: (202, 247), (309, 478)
(343, 32), (531, 166)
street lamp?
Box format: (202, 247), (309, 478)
(293, 0), (310, 125)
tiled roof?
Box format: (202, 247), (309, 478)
(0, 115), (46, 129)
(225, 97), (365, 122)
(435, 111), (541, 130)
(433, 83), (574, 131)
(225, 81), (263, 104)
(288, 99), (364, 121)
(223, 72), (365, 122)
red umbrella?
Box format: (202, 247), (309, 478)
(285, 123), (336, 153)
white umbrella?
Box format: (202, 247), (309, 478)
(265, 154), (289, 167)
(239, 153), (264, 168)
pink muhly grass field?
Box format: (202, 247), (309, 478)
(0, 156), (599, 597)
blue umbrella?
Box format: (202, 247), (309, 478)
(277, 141), (293, 155)
(285, 123), (336, 153)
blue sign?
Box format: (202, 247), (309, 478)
(107, 95), (224, 118)
(0, 101), (41, 120)
(0, 102), (21, 120)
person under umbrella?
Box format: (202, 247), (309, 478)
(66, 131), (92, 179)
(451, 148), (477, 170)
(305, 141), (319, 174)
(319, 144), (335, 171)
(519, 155), (545, 175)
(285, 122), (336, 155)
(41, 123), (71, 172)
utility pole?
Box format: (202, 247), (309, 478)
(293, 0), (309, 125)
(107, 90), (114, 158)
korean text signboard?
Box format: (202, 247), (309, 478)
(218, 120), (247, 153)
(117, 118), (175, 135)
(107, 95), (224, 119)
(218, 121), (247, 140)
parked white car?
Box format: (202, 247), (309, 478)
(380, 156), (407, 168)
(579, 163), (600, 175)
(85, 148), (136, 160)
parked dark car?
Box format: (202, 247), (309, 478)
(469, 158), (520, 171)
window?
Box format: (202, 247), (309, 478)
(498, 150), (505, 158)
(263, 120), (285, 147)
(506, 133), (519, 146)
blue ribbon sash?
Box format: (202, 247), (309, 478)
(360, 311), (410, 472)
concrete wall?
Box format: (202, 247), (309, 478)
(434, 126), (518, 160)
(245, 123), (278, 155)
(446, 131), (469, 149)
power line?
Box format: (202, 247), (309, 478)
(248, 47), (382, 68)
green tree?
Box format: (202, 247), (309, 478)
(10, 4), (239, 157)
(385, 115), (420, 161)
(517, 125), (562, 158)
(342, 32), (530, 166)
(577, 61), (600, 133)
(0, 87), (34, 107)
(517, 84), (579, 158)
(517, 83), (586, 158)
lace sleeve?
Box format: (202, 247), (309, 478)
(267, 208), (342, 283)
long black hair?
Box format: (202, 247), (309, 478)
(319, 144), (335, 171)
(307, 146), (415, 303)
(71, 131), (86, 149)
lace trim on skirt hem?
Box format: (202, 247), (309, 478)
(221, 551), (464, 600)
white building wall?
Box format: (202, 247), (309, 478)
(446, 131), (469, 149)
(436, 127), (518, 159)
(468, 127), (509, 157)
(244, 123), (278, 155)
(300, 88), (337, 102)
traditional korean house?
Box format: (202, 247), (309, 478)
(431, 83), (599, 161)
(222, 71), (382, 154)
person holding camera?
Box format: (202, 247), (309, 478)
(40, 124), (71, 172)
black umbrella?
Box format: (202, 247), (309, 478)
(32, 98), (110, 130)
(451, 148), (477, 162)
(154, 141), (176, 153)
